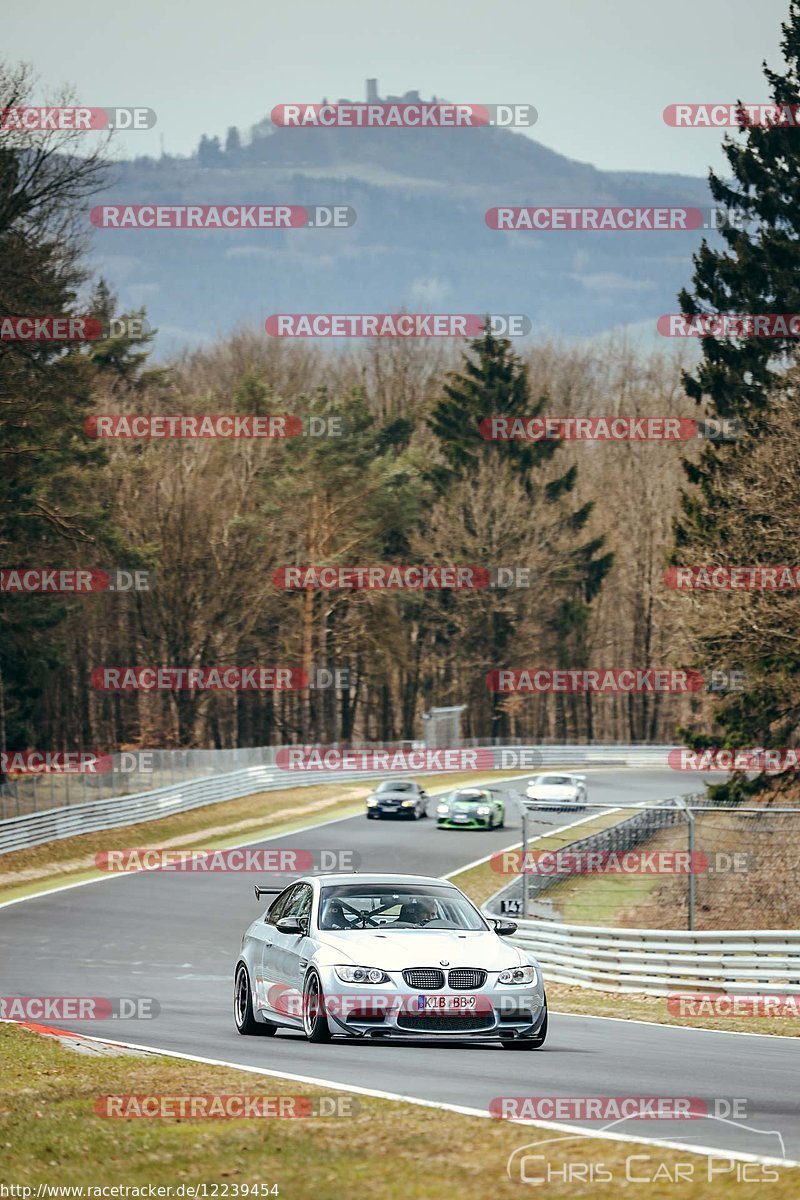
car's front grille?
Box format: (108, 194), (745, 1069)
(403, 968), (445, 990)
(396, 1013), (495, 1033)
(448, 968), (487, 990)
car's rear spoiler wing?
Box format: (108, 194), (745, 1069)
(254, 885), (283, 901)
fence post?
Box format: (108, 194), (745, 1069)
(521, 808), (529, 917)
(674, 795), (696, 932)
(687, 809), (696, 932)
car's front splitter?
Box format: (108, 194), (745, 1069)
(437, 819), (490, 829)
(324, 995), (546, 1039)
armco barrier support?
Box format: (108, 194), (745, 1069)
(0, 745), (680, 854)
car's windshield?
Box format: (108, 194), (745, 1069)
(539, 775), (573, 786)
(318, 884), (487, 931)
(376, 780), (412, 793)
(446, 789), (490, 805)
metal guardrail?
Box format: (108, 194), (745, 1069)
(481, 794), (800, 996)
(0, 741), (677, 820)
(0, 744), (681, 854)
(502, 919), (800, 996)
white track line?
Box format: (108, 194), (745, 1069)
(7, 1023), (797, 1168)
(445, 805), (621, 877)
(548, 1009), (800, 1040)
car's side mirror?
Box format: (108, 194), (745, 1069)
(492, 918), (518, 936)
(277, 916), (307, 934)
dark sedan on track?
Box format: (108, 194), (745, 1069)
(366, 779), (428, 819)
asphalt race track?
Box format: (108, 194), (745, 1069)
(1, 769), (797, 1163)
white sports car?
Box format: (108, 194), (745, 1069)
(525, 772), (588, 810)
(234, 872), (547, 1050)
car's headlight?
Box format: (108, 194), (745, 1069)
(401, 799), (416, 807)
(367, 797), (378, 806)
(498, 965), (537, 985)
(476, 805), (491, 814)
(437, 803), (450, 815)
(334, 965), (389, 984)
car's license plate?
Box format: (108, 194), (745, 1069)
(417, 995), (477, 1011)
(453, 814), (469, 822)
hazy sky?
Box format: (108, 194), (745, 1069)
(4, 0), (792, 175)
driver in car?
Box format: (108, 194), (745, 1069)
(398, 898), (438, 926)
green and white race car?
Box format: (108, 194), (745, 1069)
(436, 787), (505, 830)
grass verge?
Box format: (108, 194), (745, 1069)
(543, 981), (800, 1037)
(1, 1023), (797, 1198)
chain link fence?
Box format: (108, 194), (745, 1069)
(0, 747), (283, 819)
(0, 740), (675, 821)
(490, 796), (800, 931)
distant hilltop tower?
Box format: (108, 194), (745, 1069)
(364, 79), (423, 104)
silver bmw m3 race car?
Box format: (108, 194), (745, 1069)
(234, 872), (547, 1049)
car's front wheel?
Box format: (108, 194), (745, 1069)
(303, 969), (332, 1043)
(234, 962), (277, 1036)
